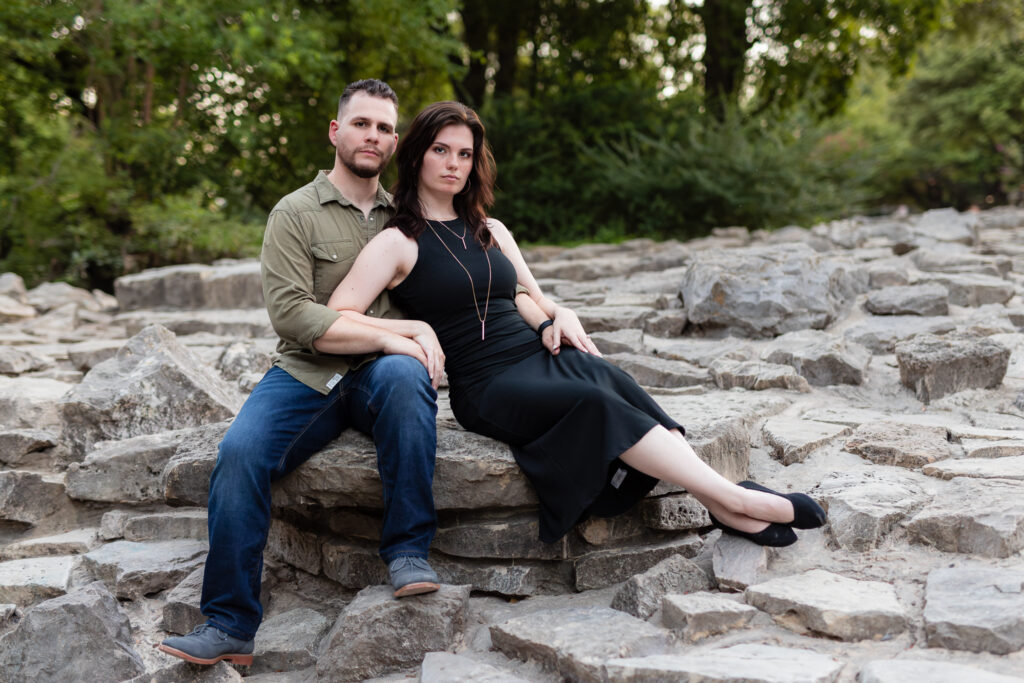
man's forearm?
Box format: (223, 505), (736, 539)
(335, 310), (426, 339)
(312, 316), (411, 355)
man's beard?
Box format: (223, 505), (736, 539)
(340, 146), (390, 178)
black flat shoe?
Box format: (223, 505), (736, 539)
(738, 480), (828, 530)
(708, 512), (797, 547)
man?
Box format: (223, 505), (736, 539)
(158, 79), (442, 667)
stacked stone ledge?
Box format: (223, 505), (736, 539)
(1, 205), (1024, 681)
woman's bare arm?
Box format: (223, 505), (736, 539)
(489, 218), (601, 355)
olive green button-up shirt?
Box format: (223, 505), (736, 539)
(262, 171), (401, 394)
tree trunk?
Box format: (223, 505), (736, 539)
(459, 0), (490, 107)
(700, 0), (750, 118)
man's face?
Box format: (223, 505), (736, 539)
(329, 92), (399, 179)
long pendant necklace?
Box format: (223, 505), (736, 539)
(427, 218), (468, 250)
(426, 221), (491, 340)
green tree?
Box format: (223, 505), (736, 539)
(0, 0), (461, 288)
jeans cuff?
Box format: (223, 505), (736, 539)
(381, 550), (429, 564)
(206, 618), (254, 642)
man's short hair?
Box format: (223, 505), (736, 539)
(338, 79), (398, 117)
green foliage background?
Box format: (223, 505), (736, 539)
(1, 0), (1021, 289)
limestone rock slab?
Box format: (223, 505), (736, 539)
(316, 584), (470, 681)
(906, 477), (1024, 557)
(859, 659), (1024, 683)
(0, 376), (71, 430)
(661, 591), (757, 641)
(761, 329), (870, 386)
(0, 428), (57, 467)
(574, 305), (656, 332)
(917, 272), (1015, 307)
(923, 566), (1024, 654)
(640, 494), (710, 531)
(0, 529), (99, 561)
(0, 556), (76, 606)
(0, 294), (35, 323)
(865, 283), (949, 316)
(611, 554), (712, 619)
(115, 308), (273, 338)
(419, 652), (531, 682)
(0, 471), (65, 525)
(65, 339), (125, 371)
(605, 644), (842, 683)
(745, 569), (907, 641)
(433, 515), (563, 561)
(680, 243), (864, 337)
(910, 208), (978, 245)
(589, 328), (643, 355)
(250, 607), (330, 675)
(924, 455), (1024, 481)
(0, 582), (144, 683)
(431, 553), (572, 596)
(266, 518), (321, 575)
(843, 316), (956, 353)
(0, 346), (51, 375)
(844, 422), (956, 468)
(26, 281), (103, 313)
(712, 534), (768, 591)
(961, 438), (1024, 459)
(82, 540), (208, 599)
(606, 353), (709, 388)
(126, 661), (244, 683)
(574, 535), (703, 591)
(272, 427), (538, 512)
(896, 333), (1010, 403)
(577, 509), (650, 546)
(114, 260), (263, 311)
(709, 357), (811, 392)
(65, 429), (187, 503)
(761, 417), (852, 465)
(490, 606), (671, 682)
(59, 325), (242, 457)
(643, 309), (687, 337)
(160, 421), (230, 506)
(123, 508), (208, 542)
(813, 469), (930, 550)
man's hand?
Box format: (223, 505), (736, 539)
(411, 321), (445, 388)
(551, 306), (602, 356)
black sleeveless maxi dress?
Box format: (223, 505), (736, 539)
(390, 219), (685, 543)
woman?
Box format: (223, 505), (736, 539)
(328, 101), (826, 547)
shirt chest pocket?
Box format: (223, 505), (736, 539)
(311, 240), (357, 304)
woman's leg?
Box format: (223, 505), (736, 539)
(620, 426), (794, 533)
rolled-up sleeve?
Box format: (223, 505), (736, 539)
(261, 208), (341, 352)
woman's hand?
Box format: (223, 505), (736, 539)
(411, 321), (445, 388)
(551, 305), (602, 356)
(380, 334), (430, 376)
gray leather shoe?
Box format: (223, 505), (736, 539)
(388, 556), (440, 598)
(157, 623), (255, 666)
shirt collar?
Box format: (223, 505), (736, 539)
(314, 170), (394, 209)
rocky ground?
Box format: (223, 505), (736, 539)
(1, 206), (1024, 682)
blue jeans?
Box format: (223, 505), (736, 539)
(200, 357), (437, 640)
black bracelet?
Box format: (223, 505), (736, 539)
(537, 319), (554, 336)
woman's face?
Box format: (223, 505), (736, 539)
(419, 123), (474, 200)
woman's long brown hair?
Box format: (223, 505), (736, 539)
(387, 101), (497, 246)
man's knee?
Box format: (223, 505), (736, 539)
(371, 355), (431, 388)
(214, 427), (271, 481)
(364, 356), (437, 423)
